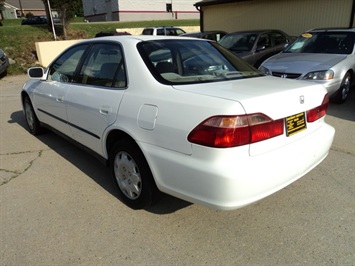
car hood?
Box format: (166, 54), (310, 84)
(263, 53), (347, 73)
(173, 76), (327, 119)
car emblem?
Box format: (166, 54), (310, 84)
(300, 95), (305, 104)
(281, 74), (288, 78)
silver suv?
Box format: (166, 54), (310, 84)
(141, 26), (186, 36)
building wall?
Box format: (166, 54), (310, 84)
(2, 6), (17, 19)
(117, 11), (198, 21)
(2, 6), (46, 19)
(201, 0), (354, 36)
(83, 0), (199, 22)
(83, 0), (119, 21)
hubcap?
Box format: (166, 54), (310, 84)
(25, 102), (34, 130)
(341, 76), (350, 101)
(114, 151), (142, 200)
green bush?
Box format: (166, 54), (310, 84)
(26, 12), (34, 18)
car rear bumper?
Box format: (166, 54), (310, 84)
(140, 122), (335, 210)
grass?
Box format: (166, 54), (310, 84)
(0, 18), (199, 76)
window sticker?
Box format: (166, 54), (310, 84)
(302, 33), (313, 38)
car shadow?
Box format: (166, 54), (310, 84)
(9, 110), (192, 214)
(327, 85), (355, 122)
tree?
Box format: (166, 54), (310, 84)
(0, 0), (5, 21)
(42, 0), (82, 39)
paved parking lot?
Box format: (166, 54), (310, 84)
(1, 74), (354, 265)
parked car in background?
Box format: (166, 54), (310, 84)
(141, 26), (186, 36)
(0, 48), (9, 77)
(219, 29), (295, 67)
(21, 16), (47, 25)
(22, 36), (334, 210)
(95, 31), (131, 37)
(21, 16), (60, 25)
(52, 17), (61, 24)
(259, 28), (355, 103)
(180, 31), (227, 41)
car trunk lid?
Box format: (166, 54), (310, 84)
(174, 76), (328, 156)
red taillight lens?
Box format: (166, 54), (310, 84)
(250, 118), (284, 143)
(188, 113), (284, 148)
(307, 94), (329, 122)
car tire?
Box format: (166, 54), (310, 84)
(0, 70), (7, 79)
(24, 96), (42, 135)
(332, 72), (352, 104)
(110, 139), (159, 209)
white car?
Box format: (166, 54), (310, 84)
(259, 28), (355, 104)
(21, 36), (334, 210)
(141, 26), (186, 36)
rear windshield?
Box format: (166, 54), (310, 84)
(137, 39), (262, 85)
(283, 31), (355, 55)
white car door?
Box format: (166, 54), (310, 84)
(33, 44), (89, 137)
(65, 43), (126, 155)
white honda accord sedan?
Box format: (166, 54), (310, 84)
(21, 36), (335, 210)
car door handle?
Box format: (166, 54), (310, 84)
(56, 96), (64, 103)
(99, 106), (111, 115)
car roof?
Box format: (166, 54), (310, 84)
(307, 27), (355, 33)
(180, 32), (202, 37)
(182, 30), (226, 35)
(144, 26), (182, 29)
(225, 29), (284, 35)
(81, 35), (210, 44)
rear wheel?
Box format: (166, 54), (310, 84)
(110, 139), (159, 209)
(332, 72), (352, 104)
(24, 96), (41, 135)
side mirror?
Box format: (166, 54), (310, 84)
(28, 67), (44, 79)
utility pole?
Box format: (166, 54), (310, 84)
(18, 0), (24, 17)
(47, 0), (57, 40)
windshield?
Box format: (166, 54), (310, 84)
(218, 33), (257, 52)
(283, 31), (354, 55)
(138, 39), (262, 85)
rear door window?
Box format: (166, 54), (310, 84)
(77, 43), (126, 88)
(257, 33), (271, 48)
(271, 31), (287, 46)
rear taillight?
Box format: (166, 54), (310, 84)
(188, 113), (284, 148)
(307, 94), (329, 122)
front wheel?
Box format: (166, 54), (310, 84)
(110, 140), (159, 209)
(24, 96), (42, 135)
(332, 73), (352, 104)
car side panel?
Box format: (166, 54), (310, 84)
(32, 80), (72, 137)
(65, 84), (125, 156)
(109, 82), (246, 157)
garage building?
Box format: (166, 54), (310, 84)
(194, 0), (355, 36)
(82, 0), (199, 22)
